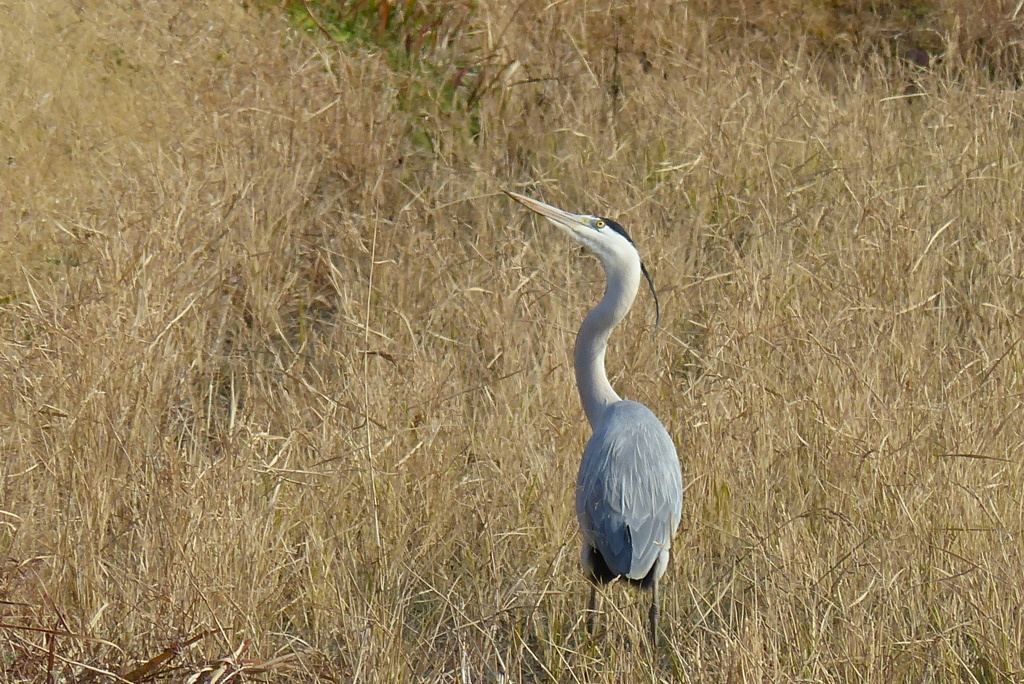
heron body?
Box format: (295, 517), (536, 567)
(577, 400), (681, 587)
(507, 191), (684, 643)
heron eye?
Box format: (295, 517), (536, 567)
(595, 219), (606, 228)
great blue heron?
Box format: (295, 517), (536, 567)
(506, 191), (684, 644)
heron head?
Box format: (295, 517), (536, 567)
(505, 191), (661, 329)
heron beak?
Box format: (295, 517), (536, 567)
(505, 191), (590, 236)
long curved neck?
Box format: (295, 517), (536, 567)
(574, 258), (641, 428)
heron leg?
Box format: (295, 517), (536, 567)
(586, 585), (600, 634)
(648, 576), (660, 646)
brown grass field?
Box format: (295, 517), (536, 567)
(3, 1), (1024, 681)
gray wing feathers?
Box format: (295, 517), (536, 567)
(575, 400), (683, 580)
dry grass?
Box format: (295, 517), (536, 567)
(2, 0), (1024, 681)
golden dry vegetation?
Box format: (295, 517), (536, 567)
(2, 0), (1024, 681)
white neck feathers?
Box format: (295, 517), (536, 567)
(573, 256), (641, 428)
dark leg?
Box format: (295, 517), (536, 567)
(648, 576), (660, 646)
(586, 585), (600, 634)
